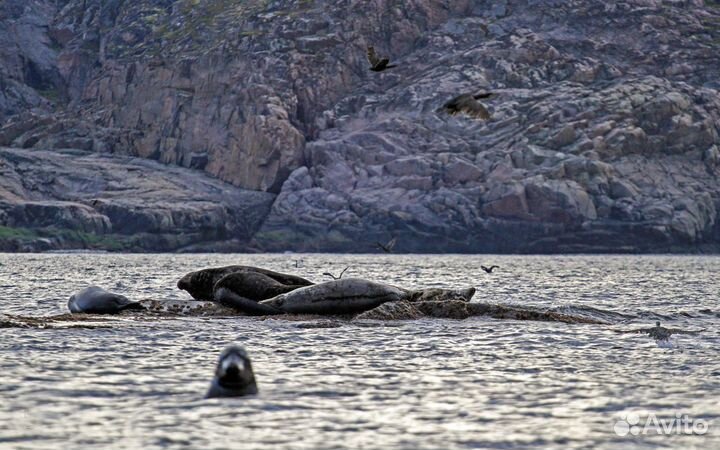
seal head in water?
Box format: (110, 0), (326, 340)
(206, 345), (258, 398)
(68, 286), (144, 314)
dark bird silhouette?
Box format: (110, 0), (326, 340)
(376, 237), (397, 253)
(367, 46), (396, 72)
(647, 321), (672, 341)
(438, 92), (494, 120)
(481, 265), (499, 273)
(323, 266), (350, 280)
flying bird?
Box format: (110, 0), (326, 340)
(367, 46), (396, 72)
(323, 266), (350, 280)
(438, 92), (494, 120)
(481, 265), (499, 273)
(376, 237), (397, 253)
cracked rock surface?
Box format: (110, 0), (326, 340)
(1, 0), (719, 252)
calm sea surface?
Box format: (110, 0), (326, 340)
(0, 253), (718, 450)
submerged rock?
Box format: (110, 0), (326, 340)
(1, 313), (122, 329)
(409, 287), (476, 303)
(466, 303), (608, 324)
(414, 301), (472, 319)
(354, 300), (610, 323)
(140, 299), (240, 317)
(354, 300), (424, 321)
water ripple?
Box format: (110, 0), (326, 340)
(0, 253), (718, 449)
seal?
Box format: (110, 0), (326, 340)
(215, 271), (305, 301)
(214, 287), (285, 316)
(213, 271), (309, 314)
(177, 265), (313, 301)
(68, 286), (144, 314)
(206, 345), (258, 398)
(259, 278), (406, 315)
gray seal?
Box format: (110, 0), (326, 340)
(259, 278), (406, 315)
(206, 345), (258, 398)
(68, 286), (144, 314)
(177, 265), (313, 301)
(212, 271), (304, 315)
(214, 287), (285, 316)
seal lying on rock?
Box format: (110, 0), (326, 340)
(260, 278), (407, 315)
(177, 266), (313, 301)
(213, 271), (310, 315)
(214, 288), (285, 316)
(68, 286), (145, 314)
(215, 271), (302, 300)
(206, 345), (258, 398)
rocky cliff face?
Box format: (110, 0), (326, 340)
(0, 146), (274, 251)
(1, 0), (719, 252)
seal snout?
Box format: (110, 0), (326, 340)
(220, 353), (246, 379)
(177, 276), (190, 291)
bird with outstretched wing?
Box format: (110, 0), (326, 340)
(438, 92), (495, 120)
(323, 266), (350, 280)
(481, 265), (499, 273)
(367, 46), (396, 72)
(376, 237), (397, 253)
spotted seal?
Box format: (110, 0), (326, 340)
(259, 278), (406, 315)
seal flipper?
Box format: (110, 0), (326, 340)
(214, 287), (284, 316)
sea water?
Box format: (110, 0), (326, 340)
(0, 253), (718, 449)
